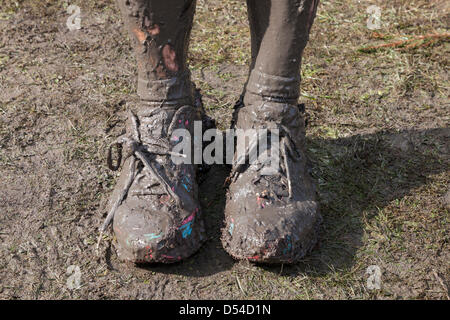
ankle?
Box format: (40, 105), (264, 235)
(137, 70), (194, 106)
(244, 70), (300, 105)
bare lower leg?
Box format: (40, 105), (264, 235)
(117, 0), (196, 105)
(244, 0), (319, 105)
(246, 0), (270, 79)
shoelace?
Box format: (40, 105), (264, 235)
(96, 107), (190, 249)
(227, 125), (301, 200)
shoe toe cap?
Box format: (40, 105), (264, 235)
(222, 200), (321, 263)
(113, 200), (205, 263)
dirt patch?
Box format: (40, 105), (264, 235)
(0, 0), (448, 299)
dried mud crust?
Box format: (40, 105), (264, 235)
(221, 207), (321, 264)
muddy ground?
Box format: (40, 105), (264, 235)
(0, 0), (448, 299)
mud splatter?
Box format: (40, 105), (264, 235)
(162, 44), (179, 72)
(132, 27), (147, 43)
(147, 24), (160, 36)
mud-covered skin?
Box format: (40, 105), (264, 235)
(116, 0), (197, 103)
(222, 98), (321, 263)
(243, 0), (319, 102)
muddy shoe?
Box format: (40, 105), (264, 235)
(221, 100), (322, 263)
(101, 99), (207, 263)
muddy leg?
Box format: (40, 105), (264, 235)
(231, 0), (270, 127)
(244, 0), (319, 105)
(240, 0), (270, 97)
(222, 0), (322, 264)
(105, 0), (210, 264)
(116, 0), (196, 105)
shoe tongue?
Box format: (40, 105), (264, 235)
(135, 104), (196, 145)
(237, 101), (301, 130)
(134, 103), (180, 118)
